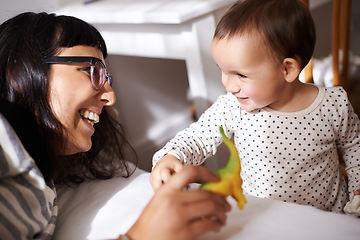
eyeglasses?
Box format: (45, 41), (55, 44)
(46, 56), (112, 90)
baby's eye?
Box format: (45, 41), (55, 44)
(237, 73), (247, 79)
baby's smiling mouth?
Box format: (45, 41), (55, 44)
(79, 109), (99, 126)
(237, 96), (249, 102)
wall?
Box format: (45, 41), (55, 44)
(0, 0), (55, 23)
(106, 55), (193, 171)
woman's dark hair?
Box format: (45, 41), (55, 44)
(214, 0), (316, 69)
(0, 12), (137, 184)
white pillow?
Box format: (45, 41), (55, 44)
(53, 168), (153, 240)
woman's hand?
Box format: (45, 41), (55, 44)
(127, 166), (231, 240)
(150, 154), (184, 191)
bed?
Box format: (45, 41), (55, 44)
(53, 167), (360, 240)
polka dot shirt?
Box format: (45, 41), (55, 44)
(153, 86), (360, 213)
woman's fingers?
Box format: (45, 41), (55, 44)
(176, 190), (231, 224)
(186, 216), (223, 239)
(166, 165), (220, 191)
(178, 189), (231, 212)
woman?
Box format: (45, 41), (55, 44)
(0, 12), (230, 240)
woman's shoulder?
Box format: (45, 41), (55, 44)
(0, 99), (49, 171)
(0, 112), (37, 177)
(0, 120), (57, 239)
(0, 109), (57, 239)
(0, 100), (44, 177)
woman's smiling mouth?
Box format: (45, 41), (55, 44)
(79, 109), (99, 127)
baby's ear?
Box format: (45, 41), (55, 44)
(282, 58), (301, 83)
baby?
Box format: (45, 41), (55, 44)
(150, 0), (360, 214)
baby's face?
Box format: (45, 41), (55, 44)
(211, 34), (287, 112)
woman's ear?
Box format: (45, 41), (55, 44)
(282, 58), (301, 83)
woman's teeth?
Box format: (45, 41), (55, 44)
(79, 109), (99, 126)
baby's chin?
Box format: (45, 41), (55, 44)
(239, 104), (262, 113)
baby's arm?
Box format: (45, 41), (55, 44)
(150, 93), (237, 191)
(150, 154), (184, 191)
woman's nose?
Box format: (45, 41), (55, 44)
(99, 83), (116, 106)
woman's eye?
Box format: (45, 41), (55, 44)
(80, 67), (91, 77)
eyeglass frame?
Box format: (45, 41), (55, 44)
(45, 56), (112, 90)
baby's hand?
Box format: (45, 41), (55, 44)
(344, 189), (360, 217)
(150, 154), (184, 191)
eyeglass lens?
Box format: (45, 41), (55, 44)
(92, 61), (105, 89)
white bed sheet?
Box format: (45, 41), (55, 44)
(54, 168), (360, 240)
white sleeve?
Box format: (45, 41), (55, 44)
(152, 93), (238, 167)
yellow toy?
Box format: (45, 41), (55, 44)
(201, 126), (246, 210)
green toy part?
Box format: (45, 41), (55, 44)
(201, 126), (246, 210)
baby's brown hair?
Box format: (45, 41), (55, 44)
(214, 0), (316, 69)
